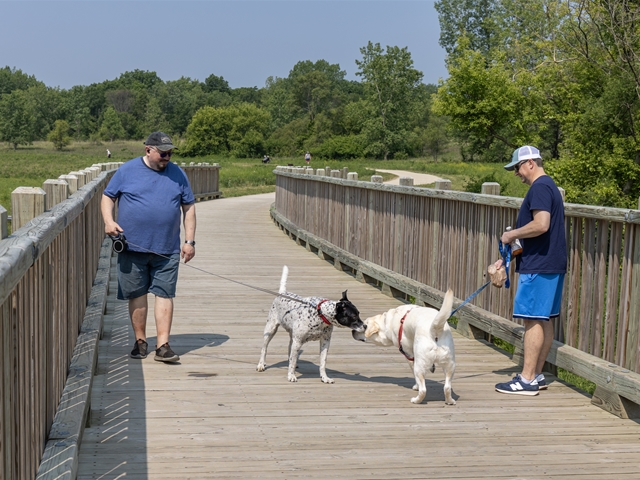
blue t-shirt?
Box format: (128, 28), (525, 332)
(515, 175), (567, 274)
(104, 157), (195, 254)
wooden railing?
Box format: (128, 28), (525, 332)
(180, 162), (221, 201)
(0, 161), (221, 480)
(272, 167), (640, 418)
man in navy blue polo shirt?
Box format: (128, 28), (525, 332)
(495, 146), (567, 396)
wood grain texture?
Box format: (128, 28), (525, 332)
(78, 193), (640, 479)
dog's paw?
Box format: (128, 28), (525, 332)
(256, 363), (266, 372)
(445, 398), (457, 405)
(410, 395), (425, 404)
(288, 374), (298, 382)
(412, 384), (418, 391)
(321, 376), (335, 384)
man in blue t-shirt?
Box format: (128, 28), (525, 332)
(495, 146), (567, 396)
(101, 132), (197, 363)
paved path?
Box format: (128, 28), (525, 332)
(78, 193), (640, 479)
(375, 168), (446, 186)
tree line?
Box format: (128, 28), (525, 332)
(0, 42), (446, 162)
(433, 0), (640, 207)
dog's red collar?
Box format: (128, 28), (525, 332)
(398, 310), (414, 361)
(316, 300), (332, 325)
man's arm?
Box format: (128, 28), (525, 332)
(501, 209), (550, 245)
(101, 194), (123, 236)
(181, 203), (196, 263)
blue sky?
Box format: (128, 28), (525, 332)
(1, 1), (447, 90)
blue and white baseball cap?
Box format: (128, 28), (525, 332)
(504, 146), (542, 170)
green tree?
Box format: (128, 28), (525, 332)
(99, 106), (125, 142)
(47, 119), (72, 150)
(0, 89), (36, 149)
(203, 74), (230, 94)
(355, 42), (424, 159)
(183, 103), (271, 157)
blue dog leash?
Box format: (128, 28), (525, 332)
(450, 240), (513, 318)
(450, 281), (490, 317)
(498, 240), (512, 289)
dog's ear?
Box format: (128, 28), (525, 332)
(365, 320), (380, 338)
(341, 290), (348, 301)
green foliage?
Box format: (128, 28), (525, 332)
(47, 119), (72, 150)
(183, 103), (271, 157)
(99, 106), (125, 142)
(356, 42), (424, 159)
(0, 89), (36, 149)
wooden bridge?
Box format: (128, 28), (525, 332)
(2, 165), (640, 479)
(79, 194), (640, 478)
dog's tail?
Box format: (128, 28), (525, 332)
(279, 265), (289, 294)
(432, 289), (454, 337)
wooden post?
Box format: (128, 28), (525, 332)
(371, 175), (383, 183)
(481, 182), (501, 195)
(316, 169), (326, 176)
(305, 167), (314, 175)
(558, 187), (566, 202)
(11, 187), (46, 230)
(435, 179), (452, 190)
(342, 167), (349, 179)
(331, 170), (341, 178)
(399, 177), (414, 186)
(325, 166), (331, 176)
(0, 205), (7, 239)
(347, 172), (358, 181)
(69, 171), (87, 188)
(59, 175), (79, 195)
(43, 179), (70, 210)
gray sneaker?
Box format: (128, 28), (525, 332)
(130, 339), (148, 359)
(154, 342), (180, 363)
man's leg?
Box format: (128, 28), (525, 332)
(129, 295), (148, 341)
(521, 319), (553, 381)
(154, 296), (174, 347)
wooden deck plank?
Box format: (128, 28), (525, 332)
(78, 193), (640, 479)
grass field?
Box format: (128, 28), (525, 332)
(0, 140), (529, 218)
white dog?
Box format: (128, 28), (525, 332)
(353, 290), (456, 404)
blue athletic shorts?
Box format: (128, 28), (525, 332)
(513, 273), (565, 321)
(117, 251), (180, 300)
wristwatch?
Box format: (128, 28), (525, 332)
(185, 240), (196, 246)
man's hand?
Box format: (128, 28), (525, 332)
(104, 221), (123, 237)
(181, 243), (195, 263)
(487, 259), (507, 288)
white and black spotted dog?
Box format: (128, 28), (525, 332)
(257, 266), (365, 383)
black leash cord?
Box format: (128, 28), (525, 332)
(107, 235), (314, 307)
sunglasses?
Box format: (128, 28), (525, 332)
(514, 159), (530, 173)
(149, 147), (173, 158)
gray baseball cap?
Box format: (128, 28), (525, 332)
(504, 146), (542, 170)
(144, 132), (176, 152)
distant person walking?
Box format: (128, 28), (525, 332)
(101, 131), (197, 364)
(304, 151), (311, 165)
(494, 146), (567, 396)
(107, 149), (111, 158)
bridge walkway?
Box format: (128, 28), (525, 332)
(77, 193), (640, 479)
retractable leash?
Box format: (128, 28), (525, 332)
(107, 234), (317, 309)
(449, 240), (512, 318)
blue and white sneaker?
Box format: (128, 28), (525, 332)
(495, 374), (539, 396)
(535, 373), (548, 390)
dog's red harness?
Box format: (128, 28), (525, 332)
(398, 310), (414, 361)
(316, 300), (332, 325)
